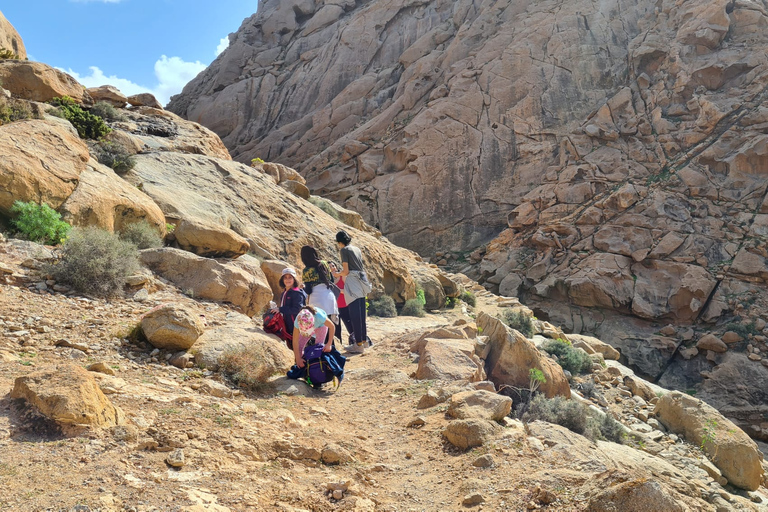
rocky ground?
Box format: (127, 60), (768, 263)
(1, 238), (767, 512)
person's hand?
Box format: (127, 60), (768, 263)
(323, 343), (332, 353)
(296, 359), (305, 368)
(270, 308), (278, 313)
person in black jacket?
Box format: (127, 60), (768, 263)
(271, 268), (307, 336)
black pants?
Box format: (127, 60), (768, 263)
(348, 297), (367, 344)
(336, 306), (354, 343)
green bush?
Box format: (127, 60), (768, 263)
(542, 339), (593, 375)
(400, 298), (425, 318)
(445, 296), (457, 308)
(89, 101), (124, 121)
(49, 226), (139, 297)
(368, 296), (397, 318)
(523, 394), (624, 443)
(459, 291), (476, 307)
(49, 97), (111, 139)
(415, 288), (426, 306)
(10, 201), (71, 245)
(119, 221), (163, 249)
(503, 309), (534, 338)
(0, 48), (20, 60)
(94, 141), (136, 173)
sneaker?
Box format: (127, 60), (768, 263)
(348, 333), (356, 346)
(345, 343), (365, 354)
(366, 336), (374, 348)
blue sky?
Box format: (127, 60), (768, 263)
(2, 1), (258, 105)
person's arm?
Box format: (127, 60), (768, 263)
(323, 319), (335, 352)
(293, 329), (304, 367)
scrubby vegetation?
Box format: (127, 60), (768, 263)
(400, 298), (425, 318)
(219, 346), (275, 391)
(542, 338), (593, 375)
(49, 96), (111, 139)
(0, 96), (34, 125)
(503, 309), (534, 338)
(523, 395), (625, 443)
(0, 47), (21, 60)
(49, 226), (139, 297)
(368, 296), (397, 318)
(119, 220), (163, 249)
(10, 200), (71, 245)
(89, 101), (125, 122)
(459, 291), (476, 307)
(94, 141), (136, 173)
(307, 196), (340, 220)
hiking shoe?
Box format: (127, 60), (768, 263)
(366, 336), (374, 348)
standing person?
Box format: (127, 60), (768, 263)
(330, 261), (355, 347)
(332, 230), (372, 353)
(300, 245), (340, 344)
(270, 268), (306, 339)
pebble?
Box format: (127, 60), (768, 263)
(165, 449), (185, 467)
(462, 493), (485, 506)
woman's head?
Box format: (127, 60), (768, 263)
(336, 230), (352, 247)
(279, 268), (301, 289)
(300, 245), (321, 268)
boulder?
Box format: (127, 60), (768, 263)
(654, 391), (764, 490)
(566, 333), (621, 360)
(446, 390), (512, 421)
(140, 304), (205, 351)
(0, 118), (89, 215)
(622, 375), (657, 402)
(127, 93), (163, 109)
(410, 326), (468, 355)
(140, 248), (272, 317)
(442, 419), (501, 450)
(174, 218), (250, 258)
(415, 338), (485, 383)
(586, 479), (685, 512)
(191, 317), (293, 373)
(59, 160), (166, 233)
(11, 364), (125, 427)
(0, 61), (90, 104)
(477, 313), (570, 399)
(86, 85), (128, 108)
(260, 259), (292, 300)
(696, 334), (727, 353)
(279, 179), (310, 199)
(0, 10), (26, 59)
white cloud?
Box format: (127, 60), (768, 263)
(62, 55), (206, 106)
(216, 37), (229, 56)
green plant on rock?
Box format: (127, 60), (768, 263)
(523, 394), (625, 444)
(415, 288), (426, 306)
(251, 157), (265, 165)
(48, 226), (139, 297)
(503, 309), (534, 338)
(542, 338), (592, 375)
(367, 296), (397, 318)
(400, 298), (425, 318)
(49, 96), (111, 139)
(10, 200), (71, 245)
(307, 196), (340, 220)
(93, 141), (136, 173)
(119, 220), (163, 249)
(89, 101), (124, 121)
(0, 48), (20, 60)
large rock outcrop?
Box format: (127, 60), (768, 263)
(0, 10), (26, 59)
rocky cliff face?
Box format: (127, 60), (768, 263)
(0, 10), (25, 59)
(168, 0), (768, 435)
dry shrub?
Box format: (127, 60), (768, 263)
(219, 345), (276, 392)
(49, 226), (138, 297)
(119, 220), (163, 249)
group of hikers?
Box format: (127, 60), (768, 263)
(264, 230), (373, 388)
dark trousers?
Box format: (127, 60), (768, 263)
(336, 306), (354, 343)
(348, 297), (367, 343)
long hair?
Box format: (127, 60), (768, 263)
(300, 245), (331, 283)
